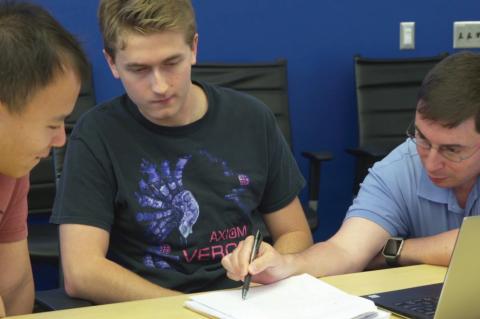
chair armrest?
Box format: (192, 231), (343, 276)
(35, 288), (93, 312)
(345, 146), (389, 158)
(301, 151), (333, 162)
(301, 151), (333, 200)
(346, 146), (390, 196)
(300, 150), (333, 231)
(28, 223), (59, 260)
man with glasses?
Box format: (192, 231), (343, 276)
(222, 51), (480, 284)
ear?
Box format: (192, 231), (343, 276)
(103, 49), (121, 79)
(0, 100), (13, 117)
(0, 101), (7, 117)
(191, 33), (199, 65)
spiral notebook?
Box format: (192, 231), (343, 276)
(185, 273), (390, 319)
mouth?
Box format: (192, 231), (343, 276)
(150, 96), (174, 104)
(428, 175), (447, 183)
(35, 152), (50, 160)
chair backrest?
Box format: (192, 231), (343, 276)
(28, 66), (96, 217)
(28, 158), (56, 216)
(65, 72), (96, 133)
(53, 74), (96, 184)
(192, 61), (294, 240)
(192, 60), (292, 147)
(354, 53), (448, 153)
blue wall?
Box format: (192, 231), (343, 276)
(32, 0), (479, 241)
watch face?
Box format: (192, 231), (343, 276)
(384, 238), (403, 256)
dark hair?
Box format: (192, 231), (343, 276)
(417, 51), (480, 133)
(0, 1), (89, 113)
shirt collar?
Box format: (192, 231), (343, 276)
(418, 169), (480, 214)
(418, 169), (449, 204)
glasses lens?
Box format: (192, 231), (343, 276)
(440, 146), (480, 163)
(406, 121), (480, 162)
(440, 150), (461, 162)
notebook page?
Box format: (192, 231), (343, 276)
(185, 273), (388, 319)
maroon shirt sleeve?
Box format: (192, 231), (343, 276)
(0, 175), (29, 243)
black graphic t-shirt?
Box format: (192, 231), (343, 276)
(51, 81), (305, 293)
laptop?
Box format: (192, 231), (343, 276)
(364, 215), (480, 319)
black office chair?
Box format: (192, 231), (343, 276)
(33, 136), (95, 312)
(30, 69), (96, 312)
(192, 60), (333, 240)
(347, 53), (448, 195)
(27, 159), (57, 260)
(28, 67), (96, 264)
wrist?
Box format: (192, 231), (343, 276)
(277, 253), (300, 278)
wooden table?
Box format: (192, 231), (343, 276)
(11, 265), (446, 319)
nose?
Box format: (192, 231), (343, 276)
(151, 69), (168, 95)
(51, 125), (67, 148)
(423, 147), (444, 172)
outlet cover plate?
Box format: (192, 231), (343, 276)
(454, 21), (480, 48)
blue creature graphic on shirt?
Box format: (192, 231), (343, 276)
(135, 151), (251, 270)
(197, 149), (251, 214)
(135, 157), (200, 269)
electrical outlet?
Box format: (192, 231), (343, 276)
(453, 21), (480, 48)
(400, 22), (415, 50)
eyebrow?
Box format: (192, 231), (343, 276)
(415, 125), (465, 148)
(51, 114), (69, 122)
(125, 54), (184, 68)
(163, 54), (183, 63)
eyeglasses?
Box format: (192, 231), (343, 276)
(406, 121), (480, 163)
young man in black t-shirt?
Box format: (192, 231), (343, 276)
(51, 0), (313, 304)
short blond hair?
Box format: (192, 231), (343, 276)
(98, 0), (196, 58)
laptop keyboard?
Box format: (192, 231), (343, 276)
(395, 296), (438, 317)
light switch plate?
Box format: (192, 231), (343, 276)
(400, 22), (415, 50)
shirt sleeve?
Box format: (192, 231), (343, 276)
(0, 176), (29, 243)
(345, 159), (410, 237)
(50, 131), (116, 232)
(258, 109), (305, 214)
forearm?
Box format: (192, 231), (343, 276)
(398, 229), (458, 267)
(1, 272), (34, 317)
(232, 218), (390, 284)
(292, 240), (364, 277)
(64, 257), (182, 304)
(273, 230), (313, 255)
(0, 240), (34, 316)
(263, 241), (363, 281)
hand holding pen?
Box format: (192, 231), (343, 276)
(241, 229), (263, 300)
(222, 231), (292, 290)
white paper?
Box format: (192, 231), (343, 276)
(185, 273), (390, 319)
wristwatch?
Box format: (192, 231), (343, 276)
(382, 237), (404, 267)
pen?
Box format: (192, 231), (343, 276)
(241, 229), (263, 300)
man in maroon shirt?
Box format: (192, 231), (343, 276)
(0, 2), (88, 316)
